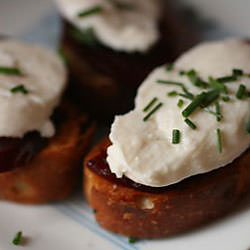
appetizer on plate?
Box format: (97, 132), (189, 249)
(84, 39), (250, 238)
(55, 0), (198, 120)
(0, 39), (95, 204)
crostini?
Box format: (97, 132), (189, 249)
(0, 39), (95, 204)
(84, 39), (250, 237)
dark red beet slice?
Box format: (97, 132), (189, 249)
(0, 132), (47, 173)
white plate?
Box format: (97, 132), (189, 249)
(0, 0), (250, 249)
(0, 194), (250, 250)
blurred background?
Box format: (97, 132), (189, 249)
(0, 0), (250, 49)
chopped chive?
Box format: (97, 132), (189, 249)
(186, 69), (197, 84)
(245, 116), (250, 134)
(233, 68), (243, 76)
(165, 64), (174, 71)
(167, 91), (178, 97)
(157, 80), (184, 87)
(216, 129), (222, 153)
(77, 5), (103, 18)
(217, 75), (236, 83)
(222, 96), (230, 102)
(10, 84), (29, 94)
(186, 69), (208, 88)
(0, 66), (22, 75)
(246, 91), (250, 97)
(157, 80), (194, 99)
(204, 108), (223, 121)
(215, 101), (222, 121)
(179, 85), (194, 100)
(143, 102), (163, 121)
(143, 97), (158, 112)
(177, 99), (184, 108)
(184, 118), (197, 129)
(12, 231), (22, 245)
(182, 87), (194, 99)
(179, 70), (186, 76)
(182, 92), (206, 117)
(209, 76), (228, 93)
(179, 93), (193, 100)
(128, 237), (137, 244)
(182, 88), (221, 118)
(172, 129), (181, 144)
(236, 84), (246, 99)
(200, 89), (220, 108)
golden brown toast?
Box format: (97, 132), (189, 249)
(84, 138), (250, 238)
(0, 102), (95, 204)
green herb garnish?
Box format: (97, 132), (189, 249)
(157, 80), (184, 87)
(182, 89), (219, 118)
(216, 68), (244, 83)
(0, 66), (22, 76)
(179, 92), (193, 100)
(182, 87), (194, 100)
(200, 89), (220, 108)
(215, 101), (222, 121)
(179, 70), (186, 76)
(157, 80), (194, 99)
(236, 84), (246, 99)
(165, 64), (174, 71)
(10, 84), (28, 94)
(12, 231), (22, 245)
(172, 129), (181, 144)
(143, 97), (158, 112)
(209, 76), (228, 93)
(186, 69), (209, 88)
(216, 75), (236, 83)
(204, 108), (223, 121)
(128, 237), (137, 244)
(182, 92), (206, 117)
(233, 68), (243, 76)
(77, 5), (103, 18)
(143, 102), (163, 121)
(216, 128), (222, 153)
(245, 116), (250, 134)
(167, 91), (178, 97)
(177, 99), (184, 108)
(184, 118), (197, 129)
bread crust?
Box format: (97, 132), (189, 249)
(0, 102), (95, 204)
(84, 138), (250, 238)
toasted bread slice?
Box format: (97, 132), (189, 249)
(84, 138), (250, 238)
(0, 102), (95, 204)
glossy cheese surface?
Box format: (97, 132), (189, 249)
(0, 40), (66, 137)
(107, 39), (250, 187)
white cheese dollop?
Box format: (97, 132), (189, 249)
(107, 39), (250, 187)
(54, 0), (161, 53)
(0, 40), (66, 138)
